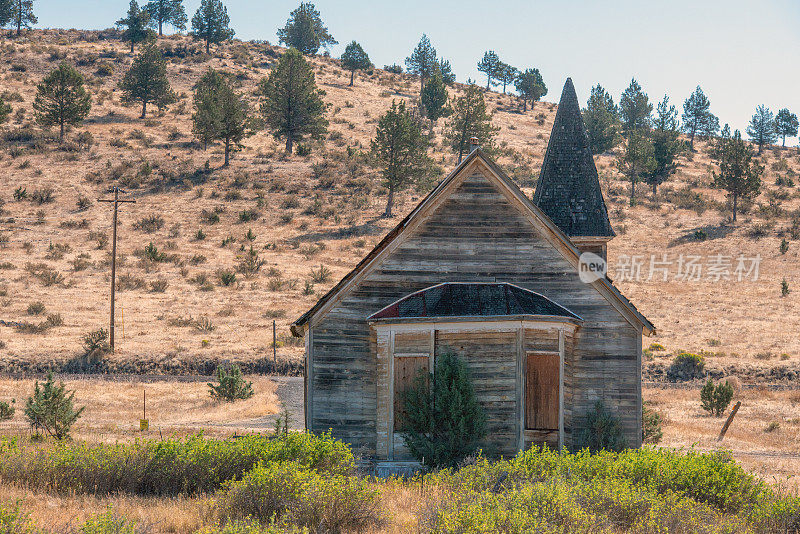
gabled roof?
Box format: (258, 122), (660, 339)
(291, 148), (654, 337)
(533, 78), (615, 238)
(368, 282), (582, 321)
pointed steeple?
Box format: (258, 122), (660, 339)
(533, 78), (614, 239)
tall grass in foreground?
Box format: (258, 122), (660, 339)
(1, 435), (799, 533)
(423, 446), (800, 533)
(0, 432), (352, 495)
(217, 460), (383, 532)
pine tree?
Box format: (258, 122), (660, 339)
(399, 352), (487, 469)
(436, 58), (456, 85)
(116, 0), (152, 53)
(0, 0), (12, 29)
(277, 2), (336, 56)
(774, 108), (798, 148)
(24, 372), (84, 440)
(681, 86), (718, 150)
(700, 379), (734, 417)
(259, 48), (328, 154)
(0, 94), (11, 124)
(192, 69), (252, 166)
(477, 50), (501, 91)
(616, 128), (655, 205)
(191, 0), (234, 54)
(421, 73), (449, 129)
(370, 100), (431, 217)
(10, 0), (36, 35)
(207, 364), (253, 401)
(583, 84), (620, 154)
(340, 41), (371, 86)
(619, 78), (652, 135)
(514, 68), (547, 112)
(713, 129), (763, 221)
(747, 105), (777, 154)
(119, 41), (176, 118)
(33, 63), (91, 141)
(405, 34), (437, 93)
(646, 96), (683, 200)
(145, 0), (187, 36)
(497, 63), (518, 94)
(445, 83), (499, 163)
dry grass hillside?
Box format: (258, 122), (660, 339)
(1, 29), (799, 376)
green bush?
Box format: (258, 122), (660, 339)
(80, 507), (136, 534)
(82, 328), (110, 355)
(24, 372), (84, 439)
(578, 401), (627, 452)
(425, 445), (798, 530)
(400, 351), (486, 469)
(642, 401), (663, 444)
(217, 461), (382, 533)
(700, 378), (734, 416)
(667, 351), (705, 381)
(427, 474), (740, 533)
(0, 501), (38, 534)
(208, 364), (254, 401)
(0, 400), (15, 421)
(199, 519), (300, 534)
(0, 432), (353, 496)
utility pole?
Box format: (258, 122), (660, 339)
(98, 187), (136, 351)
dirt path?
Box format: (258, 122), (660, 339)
(211, 376), (305, 431)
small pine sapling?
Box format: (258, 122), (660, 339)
(24, 372), (84, 439)
(642, 401), (663, 444)
(400, 351), (487, 469)
(0, 399), (15, 421)
(208, 364), (254, 401)
(579, 401), (627, 452)
(700, 378), (734, 416)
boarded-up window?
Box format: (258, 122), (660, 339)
(394, 355), (429, 431)
(526, 352), (559, 430)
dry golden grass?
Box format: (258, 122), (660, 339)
(645, 385), (800, 489)
(0, 29), (799, 369)
(0, 376), (279, 441)
(0, 483), (210, 533)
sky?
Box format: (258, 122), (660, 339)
(32, 0), (800, 139)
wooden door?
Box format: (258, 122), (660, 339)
(394, 355), (429, 431)
(525, 352), (559, 430)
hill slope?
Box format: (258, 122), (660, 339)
(1, 30), (799, 375)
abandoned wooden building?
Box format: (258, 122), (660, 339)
(291, 78), (654, 463)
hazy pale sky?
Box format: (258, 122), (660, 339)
(32, 0), (800, 140)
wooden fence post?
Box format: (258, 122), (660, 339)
(717, 401), (741, 441)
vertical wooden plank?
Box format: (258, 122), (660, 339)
(375, 327), (392, 459)
(429, 329), (435, 379)
(516, 328), (524, 451)
(635, 328), (643, 448)
(305, 328), (312, 431)
(559, 329), (565, 452)
(388, 330), (395, 461)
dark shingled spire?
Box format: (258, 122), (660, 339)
(533, 78), (614, 238)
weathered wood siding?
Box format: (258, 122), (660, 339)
(435, 330), (518, 457)
(309, 170), (642, 456)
